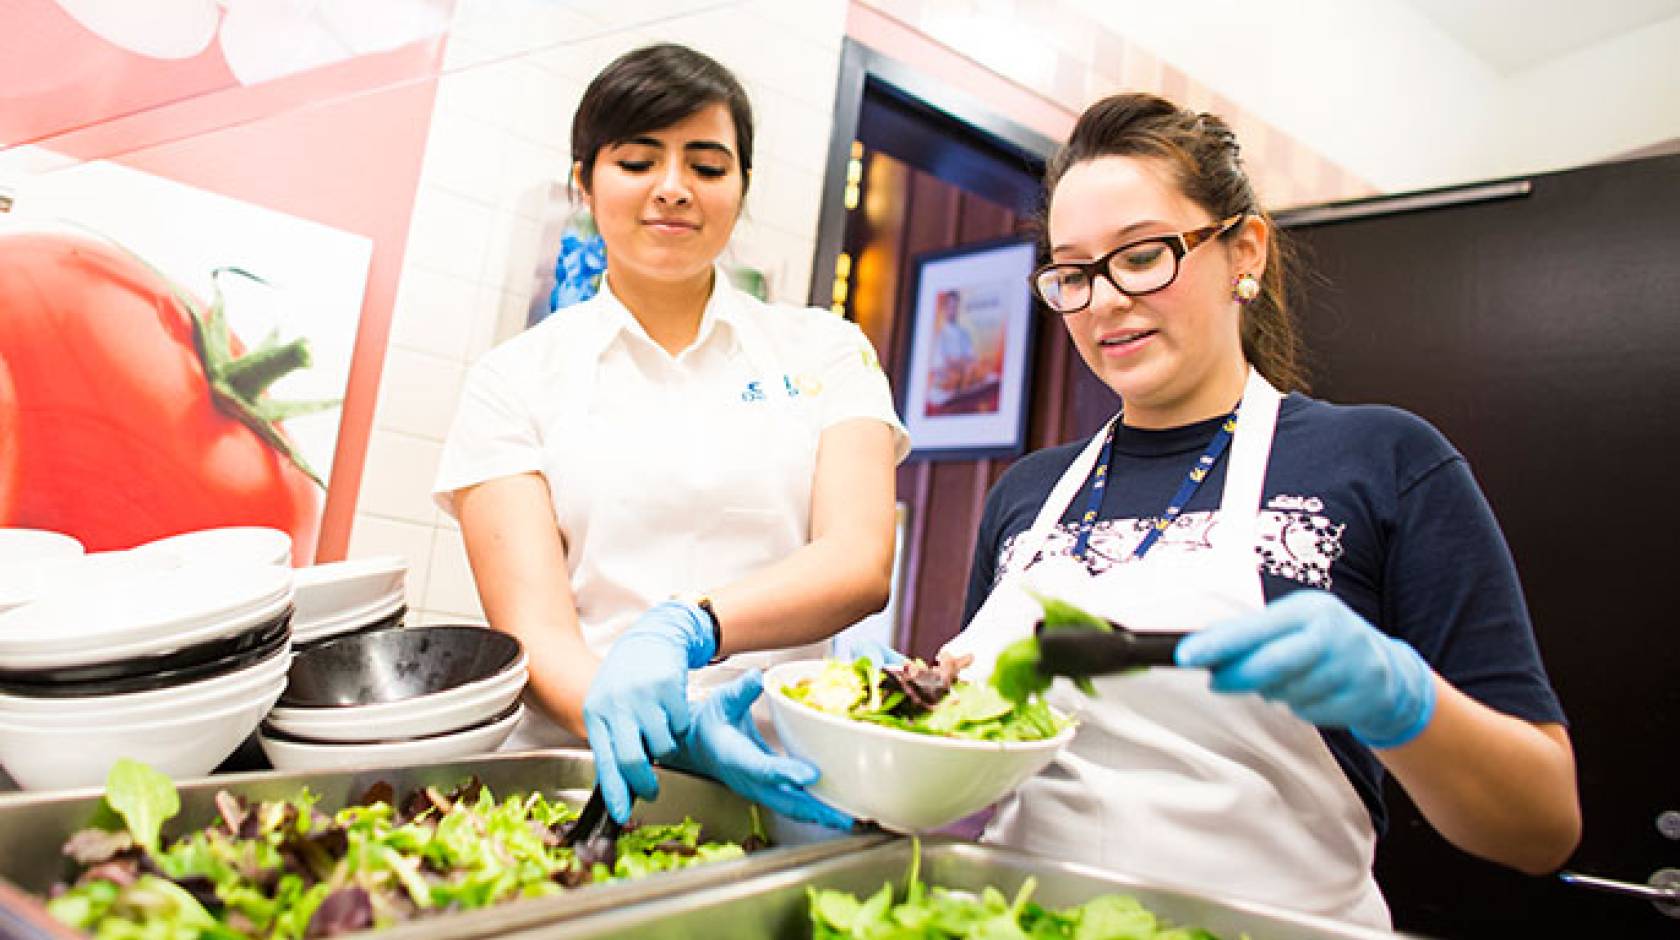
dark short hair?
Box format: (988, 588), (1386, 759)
(1043, 93), (1307, 393)
(571, 43), (754, 196)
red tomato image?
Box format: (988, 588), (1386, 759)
(0, 228), (330, 564)
(0, 355), (18, 523)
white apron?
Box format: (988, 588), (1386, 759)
(943, 368), (1390, 928)
(504, 287), (826, 750)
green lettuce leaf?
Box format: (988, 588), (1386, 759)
(104, 758), (180, 856)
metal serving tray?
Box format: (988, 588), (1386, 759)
(491, 838), (1416, 940)
(0, 749), (888, 940)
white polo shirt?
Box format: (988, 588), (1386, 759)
(434, 272), (907, 744)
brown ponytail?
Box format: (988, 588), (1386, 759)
(1042, 93), (1308, 393)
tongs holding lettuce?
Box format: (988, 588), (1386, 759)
(991, 593), (1190, 705)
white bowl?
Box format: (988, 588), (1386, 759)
(0, 528), (83, 567)
(0, 646), (291, 725)
(133, 526), (292, 568)
(0, 562), (292, 667)
(764, 660), (1075, 833)
(258, 703), (524, 772)
(0, 574), (293, 671)
(292, 555), (406, 627)
(0, 548), (179, 614)
(264, 664), (523, 742)
(292, 590), (405, 645)
(0, 681), (285, 789)
(267, 651), (529, 727)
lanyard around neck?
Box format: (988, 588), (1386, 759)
(1069, 406), (1241, 563)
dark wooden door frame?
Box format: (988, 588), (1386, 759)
(808, 38), (1060, 311)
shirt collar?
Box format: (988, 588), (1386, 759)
(586, 267), (745, 363)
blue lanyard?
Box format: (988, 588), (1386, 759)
(1069, 407), (1241, 562)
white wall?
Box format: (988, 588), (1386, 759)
(351, 0), (847, 624)
(1501, 14), (1680, 175)
(1073, 0), (1678, 193)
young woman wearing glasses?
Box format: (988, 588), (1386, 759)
(434, 45), (905, 830)
(943, 94), (1580, 926)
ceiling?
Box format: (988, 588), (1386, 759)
(1403, 0), (1680, 73)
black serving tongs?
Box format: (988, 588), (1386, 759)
(1032, 618), (1191, 679)
(562, 784), (627, 868)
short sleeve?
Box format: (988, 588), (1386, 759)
(812, 318), (910, 463)
(432, 357), (545, 518)
(1383, 454), (1567, 726)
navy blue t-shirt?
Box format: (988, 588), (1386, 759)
(961, 393), (1566, 833)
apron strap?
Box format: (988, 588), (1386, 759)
(1012, 413), (1121, 567)
(1215, 368), (1284, 553)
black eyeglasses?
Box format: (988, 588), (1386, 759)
(1031, 214), (1247, 314)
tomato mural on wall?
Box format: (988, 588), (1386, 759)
(0, 229), (330, 561)
(0, 0), (452, 562)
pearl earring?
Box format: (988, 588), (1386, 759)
(1233, 273), (1261, 304)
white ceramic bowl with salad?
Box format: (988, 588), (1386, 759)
(764, 658), (1074, 833)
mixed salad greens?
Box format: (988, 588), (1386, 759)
(808, 840), (1221, 939)
(781, 654), (1068, 742)
(784, 592), (1117, 741)
(45, 760), (761, 939)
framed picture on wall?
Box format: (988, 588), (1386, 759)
(900, 236), (1038, 460)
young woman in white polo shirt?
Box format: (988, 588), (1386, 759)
(434, 44), (907, 827)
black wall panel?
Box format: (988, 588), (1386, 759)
(1289, 154), (1680, 938)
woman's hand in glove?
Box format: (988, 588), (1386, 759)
(666, 670), (855, 831)
(583, 600), (717, 823)
(1175, 590), (1437, 748)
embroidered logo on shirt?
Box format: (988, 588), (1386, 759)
(784, 374), (823, 397)
(999, 503), (1346, 589)
(743, 375), (823, 401)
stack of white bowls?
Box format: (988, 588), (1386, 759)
(290, 555), (408, 647)
(260, 625), (526, 771)
(0, 562), (294, 789)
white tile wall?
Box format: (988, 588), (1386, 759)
(355, 429), (443, 523)
(345, 514), (436, 610)
(386, 263), (480, 362)
(424, 526), (485, 621)
(402, 188), (495, 282)
(372, 346), (466, 441)
(354, 0), (849, 621)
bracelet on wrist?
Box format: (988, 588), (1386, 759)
(672, 592), (725, 666)
(695, 595), (725, 665)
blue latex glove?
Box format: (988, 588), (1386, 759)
(1174, 590), (1437, 749)
(666, 670), (855, 831)
(834, 635), (906, 668)
(583, 600), (717, 823)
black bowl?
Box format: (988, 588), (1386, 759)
(0, 605), (293, 696)
(278, 624), (520, 709)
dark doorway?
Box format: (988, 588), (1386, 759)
(1283, 154), (1680, 938)
(810, 41), (1090, 658)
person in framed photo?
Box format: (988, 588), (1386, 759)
(433, 43), (908, 828)
(928, 92), (1577, 926)
(928, 288), (980, 408)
